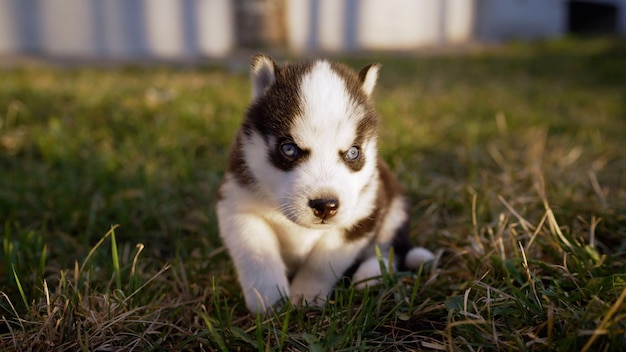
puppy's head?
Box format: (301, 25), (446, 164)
(241, 55), (381, 229)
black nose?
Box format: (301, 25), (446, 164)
(308, 198), (339, 220)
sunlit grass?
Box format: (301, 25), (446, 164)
(1, 37), (625, 350)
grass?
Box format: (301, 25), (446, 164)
(1, 37), (625, 350)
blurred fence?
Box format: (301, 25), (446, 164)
(0, 0), (625, 61)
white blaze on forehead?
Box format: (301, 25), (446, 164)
(291, 61), (364, 150)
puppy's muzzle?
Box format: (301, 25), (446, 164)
(308, 198), (339, 220)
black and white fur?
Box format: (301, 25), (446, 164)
(217, 55), (433, 313)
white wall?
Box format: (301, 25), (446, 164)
(0, 0), (234, 59)
(286, 0), (476, 52)
(357, 0), (475, 49)
(287, 0), (626, 52)
(1, 0), (626, 59)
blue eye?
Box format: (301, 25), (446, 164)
(345, 146), (360, 161)
(280, 143), (299, 159)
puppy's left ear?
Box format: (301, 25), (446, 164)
(251, 54), (277, 100)
(358, 63), (381, 97)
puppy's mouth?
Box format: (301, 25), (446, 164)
(288, 215), (337, 228)
(312, 219), (336, 227)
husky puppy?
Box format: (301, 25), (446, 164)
(217, 54), (433, 313)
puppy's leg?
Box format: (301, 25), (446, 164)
(290, 233), (368, 306)
(218, 212), (289, 314)
(352, 255), (390, 289)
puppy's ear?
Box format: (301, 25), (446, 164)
(358, 63), (381, 97)
(251, 54), (276, 100)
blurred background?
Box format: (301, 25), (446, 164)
(1, 0), (625, 61)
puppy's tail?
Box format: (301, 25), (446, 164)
(403, 247), (435, 270)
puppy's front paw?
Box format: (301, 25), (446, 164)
(244, 288), (284, 314)
(289, 279), (329, 307)
(243, 277), (289, 314)
(290, 290), (327, 307)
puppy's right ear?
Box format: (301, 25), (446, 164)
(358, 63), (381, 97)
(251, 54), (276, 100)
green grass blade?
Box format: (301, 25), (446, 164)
(111, 228), (122, 291)
(279, 307), (291, 350)
(39, 244), (47, 279)
(79, 224), (119, 274)
(255, 312), (265, 351)
(198, 310), (228, 352)
(11, 264), (28, 310)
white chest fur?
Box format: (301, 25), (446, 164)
(264, 211), (329, 273)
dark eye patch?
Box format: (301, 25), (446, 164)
(270, 138), (310, 171)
